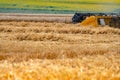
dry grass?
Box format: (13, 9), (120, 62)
(0, 21), (120, 80)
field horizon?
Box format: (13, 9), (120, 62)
(0, 0), (120, 14)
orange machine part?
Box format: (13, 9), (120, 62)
(80, 16), (99, 27)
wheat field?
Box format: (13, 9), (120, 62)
(0, 21), (120, 80)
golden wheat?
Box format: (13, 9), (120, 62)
(0, 21), (120, 80)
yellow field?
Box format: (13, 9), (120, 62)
(0, 21), (120, 80)
(0, 0), (120, 13)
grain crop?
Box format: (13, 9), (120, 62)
(0, 21), (120, 80)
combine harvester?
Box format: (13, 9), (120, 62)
(72, 13), (120, 28)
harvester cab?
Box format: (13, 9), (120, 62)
(72, 13), (120, 28)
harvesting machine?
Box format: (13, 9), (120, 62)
(72, 13), (120, 28)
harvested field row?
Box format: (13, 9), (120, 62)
(0, 33), (119, 43)
(0, 40), (119, 61)
(0, 14), (72, 22)
(0, 22), (120, 35)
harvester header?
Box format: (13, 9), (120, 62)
(72, 13), (120, 28)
